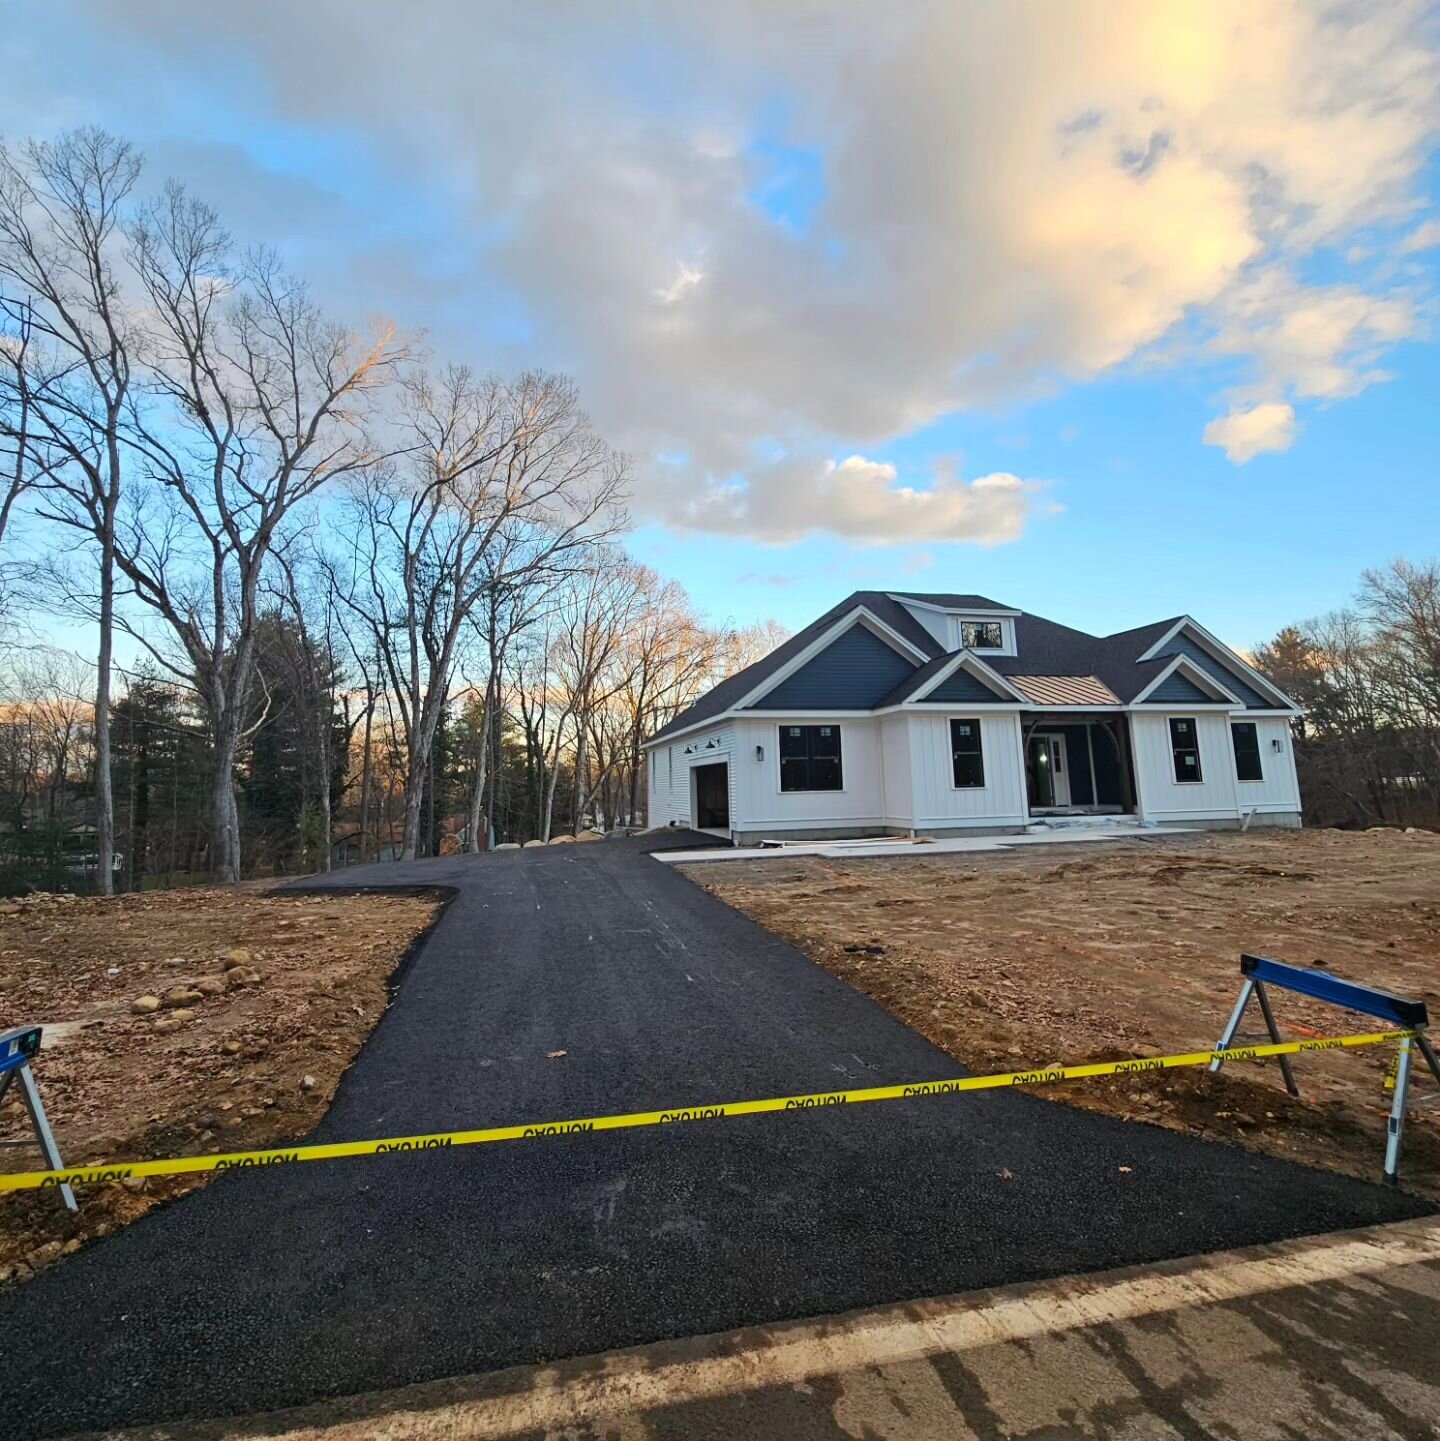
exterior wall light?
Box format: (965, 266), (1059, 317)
(755, 745), (765, 762)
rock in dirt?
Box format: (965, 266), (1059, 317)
(193, 977), (226, 997)
(222, 948), (253, 967)
(300, 1074), (317, 1092)
(161, 986), (203, 1008)
(153, 1017), (183, 1034)
(131, 995), (162, 1015)
(225, 966), (262, 988)
(168, 1008), (196, 1022)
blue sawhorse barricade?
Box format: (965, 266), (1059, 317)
(1211, 954), (1438, 1185)
(0, 1024), (75, 1210)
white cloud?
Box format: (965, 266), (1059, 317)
(1399, 218), (1440, 254)
(676, 455), (1047, 546)
(1203, 402), (1298, 463)
(25, 0), (1440, 542)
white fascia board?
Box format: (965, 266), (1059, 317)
(1014, 704), (1127, 714)
(731, 709), (882, 719)
(733, 606), (929, 712)
(1130, 653), (1244, 706)
(642, 716), (734, 749)
(904, 650), (1029, 705)
(1135, 617), (1191, 663)
(887, 595), (1022, 618)
(1136, 616), (1298, 711)
(874, 701), (1020, 715)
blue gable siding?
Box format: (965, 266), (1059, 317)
(750, 623), (917, 709)
(924, 666), (1004, 703)
(1142, 671), (1217, 704)
(1158, 634), (1271, 708)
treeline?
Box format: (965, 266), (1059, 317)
(1255, 558), (1440, 829)
(0, 128), (780, 892)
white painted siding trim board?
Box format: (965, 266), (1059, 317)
(734, 607), (928, 713)
(1131, 653), (1244, 707)
(912, 651), (1029, 703)
(1136, 617), (1300, 713)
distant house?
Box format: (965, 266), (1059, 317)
(642, 591), (1302, 843)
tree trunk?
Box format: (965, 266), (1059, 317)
(92, 519), (116, 895)
(400, 752), (427, 862)
(465, 694), (494, 853)
(358, 696), (374, 865)
(211, 722), (243, 884)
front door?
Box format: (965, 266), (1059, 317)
(693, 762), (730, 830)
(1026, 733), (1071, 809)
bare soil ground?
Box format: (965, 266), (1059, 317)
(0, 885), (441, 1283)
(682, 828), (1440, 1198)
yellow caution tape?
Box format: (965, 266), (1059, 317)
(0, 1029), (1413, 1195)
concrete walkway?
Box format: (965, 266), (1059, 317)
(0, 835), (1427, 1437)
(104, 1216), (1440, 1440)
(653, 819), (1200, 865)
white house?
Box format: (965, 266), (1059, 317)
(642, 591), (1304, 843)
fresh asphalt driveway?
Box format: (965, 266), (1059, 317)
(2, 833), (1430, 1436)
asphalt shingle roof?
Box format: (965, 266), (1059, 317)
(646, 596), (1287, 744)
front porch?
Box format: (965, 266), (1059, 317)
(1020, 713), (1137, 819)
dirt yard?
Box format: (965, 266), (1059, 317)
(682, 828), (1440, 1197)
(0, 885), (441, 1283)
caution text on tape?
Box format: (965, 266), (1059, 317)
(0, 1029), (1412, 1194)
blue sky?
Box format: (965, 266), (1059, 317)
(5, 1), (1438, 653)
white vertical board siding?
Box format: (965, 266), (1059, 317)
(1234, 717), (1302, 814)
(731, 716), (886, 831)
(645, 725), (737, 829)
(909, 711), (1026, 826)
(644, 743), (686, 827)
(1131, 712), (1240, 821)
(880, 714), (916, 824)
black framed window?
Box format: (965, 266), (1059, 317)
(1169, 717), (1202, 783)
(950, 718), (985, 788)
(779, 724), (843, 792)
(1231, 721), (1263, 782)
(961, 620), (1003, 650)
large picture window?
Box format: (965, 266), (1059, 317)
(779, 725), (843, 792)
(1169, 717), (1203, 783)
(1231, 721), (1263, 782)
(961, 620), (1003, 650)
(950, 718), (985, 788)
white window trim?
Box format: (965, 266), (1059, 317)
(1167, 715), (1206, 785)
(775, 723), (848, 796)
(1230, 720), (1266, 785)
(948, 716), (989, 792)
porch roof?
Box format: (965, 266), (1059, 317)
(1009, 675), (1121, 706)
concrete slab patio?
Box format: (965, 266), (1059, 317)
(0, 833), (1428, 1438)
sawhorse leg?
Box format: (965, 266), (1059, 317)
(1385, 1031), (1440, 1187)
(12, 1063), (76, 1211)
(1208, 979), (1300, 1097)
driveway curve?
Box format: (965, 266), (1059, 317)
(0, 833), (1428, 1437)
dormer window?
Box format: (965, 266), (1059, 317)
(961, 620), (1003, 650)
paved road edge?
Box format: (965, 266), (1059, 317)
(84, 1213), (1440, 1441)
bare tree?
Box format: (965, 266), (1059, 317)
(0, 129), (144, 893)
(112, 185), (403, 880)
(338, 367), (626, 860)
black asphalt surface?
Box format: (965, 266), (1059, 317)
(2, 833), (1430, 1437)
